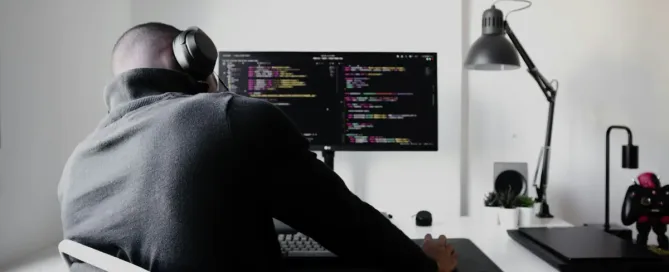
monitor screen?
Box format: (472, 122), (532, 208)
(218, 52), (438, 151)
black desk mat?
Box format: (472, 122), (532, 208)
(286, 238), (502, 272)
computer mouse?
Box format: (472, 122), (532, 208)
(416, 210), (432, 226)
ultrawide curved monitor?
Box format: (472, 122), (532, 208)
(219, 52), (438, 151)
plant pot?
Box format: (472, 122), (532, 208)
(483, 206), (500, 226)
(498, 208), (519, 230)
(518, 207), (534, 227)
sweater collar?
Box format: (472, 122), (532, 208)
(103, 68), (207, 111)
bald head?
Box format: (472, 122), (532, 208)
(112, 22), (182, 75)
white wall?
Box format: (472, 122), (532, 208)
(467, 0), (669, 231)
(129, 0), (465, 220)
(0, 0), (131, 267)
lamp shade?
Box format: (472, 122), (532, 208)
(465, 35), (520, 70)
(622, 144), (639, 169)
(464, 6), (521, 70)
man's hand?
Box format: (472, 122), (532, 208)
(422, 234), (458, 272)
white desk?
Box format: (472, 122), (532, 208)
(391, 216), (573, 272)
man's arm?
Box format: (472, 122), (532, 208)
(228, 96), (438, 271)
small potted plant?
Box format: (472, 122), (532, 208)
(515, 194), (535, 227)
(496, 187), (519, 229)
(483, 191), (500, 225)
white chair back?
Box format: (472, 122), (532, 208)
(58, 240), (148, 272)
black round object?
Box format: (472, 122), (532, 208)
(416, 210), (433, 227)
(494, 170), (525, 197)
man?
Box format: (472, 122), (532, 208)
(58, 22), (457, 271)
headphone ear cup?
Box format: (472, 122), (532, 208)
(173, 27), (217, 81)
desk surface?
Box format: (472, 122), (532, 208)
(392, 216), (573, 272)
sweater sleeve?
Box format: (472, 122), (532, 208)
(227, 95), (438, 272)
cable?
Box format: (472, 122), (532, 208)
(492, 0), (532, 21)
(213, 73), (230, 92)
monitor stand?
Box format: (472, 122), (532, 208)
(322, 150), (335, 170)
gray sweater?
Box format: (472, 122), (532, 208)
(58, 68), (437, 271)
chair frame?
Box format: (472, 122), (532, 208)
(58, 240), (148, 272)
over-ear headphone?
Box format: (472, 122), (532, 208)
(172, 27), (218, 82)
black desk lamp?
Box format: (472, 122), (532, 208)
(464, 1), (556, 218)
(605, 126), (638, 231)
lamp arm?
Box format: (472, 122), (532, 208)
(606, 126), (633, 146)
(604, 125), (635, 230)
(503, 21), (556, 102)
(504, 21), (557, 217)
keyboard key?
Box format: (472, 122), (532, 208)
(279, 234), (335, 258)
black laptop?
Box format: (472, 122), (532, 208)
(509, 227), (668, 272)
